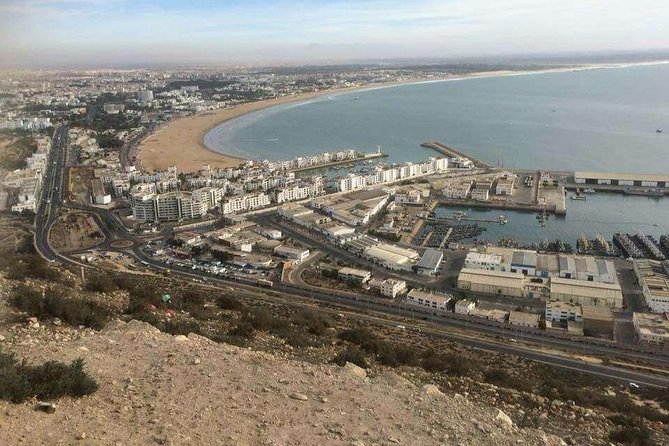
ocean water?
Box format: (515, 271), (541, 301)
(205, 63), (669, 244)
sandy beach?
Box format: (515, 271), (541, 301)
(137, 89), (357, 172)
(136, 61), (667, 173)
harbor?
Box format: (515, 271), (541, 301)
(289, 149), (388, 173)
(421, 140), (491, 168)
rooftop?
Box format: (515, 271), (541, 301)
(416, 248), (444, 270)
(575, 171), (669, 182)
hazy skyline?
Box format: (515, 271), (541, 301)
(2, 0), (669, 68)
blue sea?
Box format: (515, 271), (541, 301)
(205, 63), (669, 244)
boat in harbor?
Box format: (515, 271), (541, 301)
(452, 211), (467, 221)
(583, 188), (596, 194)
(570, 195), (587, 200)
(498, 215), (507, 225)
(657, 129), (663, 133)
(623, 187), (665, 197)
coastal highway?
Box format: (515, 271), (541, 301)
(129, 248), (669, 388)
(31, 133), (669, 387)
(34, 126), (69, 262)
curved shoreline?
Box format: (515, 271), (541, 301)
(137, 61), (668, 172)
(136, 87), (362, 172)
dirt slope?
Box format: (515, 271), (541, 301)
(0, 319), (571, 446)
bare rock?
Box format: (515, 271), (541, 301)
(343, 362), (367, 379)
(289, 392), (309, 401)
(422, 384), (443, 397)
(495, 409), (514, 429)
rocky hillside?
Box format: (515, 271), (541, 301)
(0, 319), (570, 446)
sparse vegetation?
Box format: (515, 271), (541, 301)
(10, 284), (112, 329)
(331, 346), (369, 369)
(0, 350), (98, 403)
(607, 415), (653, 445)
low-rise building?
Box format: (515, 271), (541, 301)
(545, 301), (583, 322)
(469, 307), (509, 323)
(338, 267), (372, 284)
(454, 299), (476, 315)
(91, 178), (111, 205)
(633, 259), (669, 313)
(632, 312), (669, 347)
(508, 311), (540, 328)
(581, 305), (614, 338)
(495, 175), (516, 196)
(406, 289), (451, 312)
(464, 251), (503, 271)
(273, 245), (309, 263)
(471, 180), (493, 201)
(379, 278), (407, 298)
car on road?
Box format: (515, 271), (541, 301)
(629, 382), (640, 389)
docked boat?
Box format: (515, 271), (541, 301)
(583, 188), (596, 194)
(623, 187), (665, 197)
(570, 195), (587, 200)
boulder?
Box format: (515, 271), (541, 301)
(495, 409), (514, 429)
(422, 384), (443, 397)
(343, 362), (367, 379)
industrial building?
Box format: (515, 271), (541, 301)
(632, 312), (669, 347)
(549, 278), (623, 307)
(633, 259), (669, 313)
(457, 268), (527, 298)
(415, 248), (443, 276)
(363, 243), (419, 271)
(406, 289), (452, 312)
(464, 252), (503, 271)
(574, 171), (669, 188)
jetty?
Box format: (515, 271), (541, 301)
(421, 140), (490, 169)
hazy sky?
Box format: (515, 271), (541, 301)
(1, 0), (668, 67)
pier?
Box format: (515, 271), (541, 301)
(421, 140), (491, 169)
(289, 150), (387, 173)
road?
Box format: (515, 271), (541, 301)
(129, 248), (669, 388)
(31, 133), (669, 388)
(34, 126), (69, 262)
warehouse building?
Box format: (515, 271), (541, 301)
(549, 277), (623, 307)
(415, 248), (443, 276)
(457, 268), (527, 298)
(574, 171), (669, 188)
(364, 243), (419, 271)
